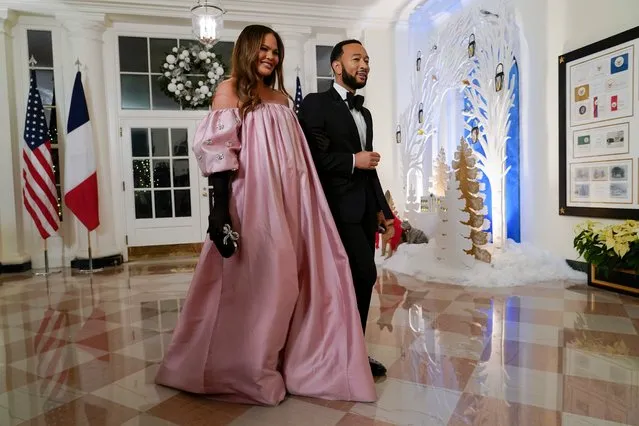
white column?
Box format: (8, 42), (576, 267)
(0, 8), (31, 271)
(272, 25), (311, 97)
(393, 20), (410, 214)
(57, 13), (122, 266)
(361, 24), (396, 193)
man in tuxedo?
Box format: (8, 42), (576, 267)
(298, 39), (393, 377)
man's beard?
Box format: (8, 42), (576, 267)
(342, 69), (366, 90)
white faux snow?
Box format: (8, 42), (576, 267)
(375, 240), (587, 288)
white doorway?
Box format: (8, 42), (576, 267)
(120, 119), (210, 246)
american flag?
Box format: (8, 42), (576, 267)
(22, 69), (59, 239)
(294, 75), (303, 114)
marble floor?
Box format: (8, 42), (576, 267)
(1, 258), (639, 425)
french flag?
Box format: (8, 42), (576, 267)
(64, 71), (99, 231)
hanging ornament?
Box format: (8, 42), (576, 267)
(418, 103), (424, 123)
(468, 33), (476, 57)
(471, 126), (479, 142)
(495, 62), (504, 92)
(396, 125), (402, 144)
(416, 50), (422, 71)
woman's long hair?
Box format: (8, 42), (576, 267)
(231, 25), (291, 118)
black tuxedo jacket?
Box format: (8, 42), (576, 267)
(298, 87), (392, 224)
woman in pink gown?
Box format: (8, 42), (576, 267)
(155, 25), (377, 406)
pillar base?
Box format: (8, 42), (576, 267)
(0, 260), (32, 274)
(70, 253), (123, 271)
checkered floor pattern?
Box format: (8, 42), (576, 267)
(1, 260), (638, 425)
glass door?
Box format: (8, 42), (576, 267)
(121, 119), (206, 246)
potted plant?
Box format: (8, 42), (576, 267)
(574, 220), (639, 294)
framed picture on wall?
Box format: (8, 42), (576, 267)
(559, 25), (639, 219)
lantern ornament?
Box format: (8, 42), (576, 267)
(418, 102), (424, 123)
(191, 0), (225, 46)
(471, 126), (479, 142)
(468, 33), (476, 57)
(416, 50), (422, 71)
(396, 125), (402, 144)
(495, 62), (504, 92)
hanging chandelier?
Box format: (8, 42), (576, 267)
(191, 0), (225, 46)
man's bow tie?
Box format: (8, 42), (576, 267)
(346, 92), (364, 111)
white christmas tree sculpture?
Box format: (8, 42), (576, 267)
(463, 0), (518, 249)
(429, 146), (450, 198)
(436, 171), (474, 269)
(398, 102), (427, 213)
(397, 9), (473, 212)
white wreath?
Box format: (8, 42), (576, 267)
(159, 44), (225, 109)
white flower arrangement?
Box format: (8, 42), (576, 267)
(158, 44), (225, 109)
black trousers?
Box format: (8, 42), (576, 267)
(334, 192), (378, 335)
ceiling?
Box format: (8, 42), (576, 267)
(0, 0), (421, 27)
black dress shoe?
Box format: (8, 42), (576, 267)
(369, 357), (387, 377)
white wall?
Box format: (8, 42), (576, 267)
(516, 0), (639, 260)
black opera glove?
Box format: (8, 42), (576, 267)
(207, 171), (239, 258)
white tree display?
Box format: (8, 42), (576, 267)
(429, 146), (450, 197)
(398, 101), (427, 212)
(398, 10), (473, 213)
(436, 172), (473, 269)
(398, 0), (520, 250)
(463, 0), (518, 249)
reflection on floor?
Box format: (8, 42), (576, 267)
(1, 258), (638, 425)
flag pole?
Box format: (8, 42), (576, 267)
(87, 229), (93, 273)
(34, 237), (61, 276)
(44, 238), (49, 273)
(77, 228), (102, 274)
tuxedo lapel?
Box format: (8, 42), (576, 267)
(363, 108), (373, 151)
(328, 88), (363, 152)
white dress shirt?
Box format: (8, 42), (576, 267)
(333, 82), (366, 172)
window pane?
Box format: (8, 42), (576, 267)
(171, 129), (188, 156)
(51, 147), (60, 184)
(154, 190), (173, 218)
(317, 78), (332, 93)
(133, 160), (151, 188)
(211, 41), (234, 70)
(153, 160), (171, 188)
(172, 159), (190, 187)
(150, 38), (178, 73)
(179, 39), (202, 49)
(316, 45), (333, 78)
(174, 189), (192, 217)
(35, 70), (55, 106)
(47, 106), (59, 144)
(151, 129), (169, 156)
(151, 77), (179, 110)
(135, 191), (153, 219)
(27, 30), (53, 68)
(121, 75), (150, 110)
(119, 37), (149, 72)
(55, 185), (63, 221)
(131, 129), (149, 157)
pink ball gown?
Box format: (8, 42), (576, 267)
(155, 102), (377, 406)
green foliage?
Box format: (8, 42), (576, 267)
(573, 220), (639, 277)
